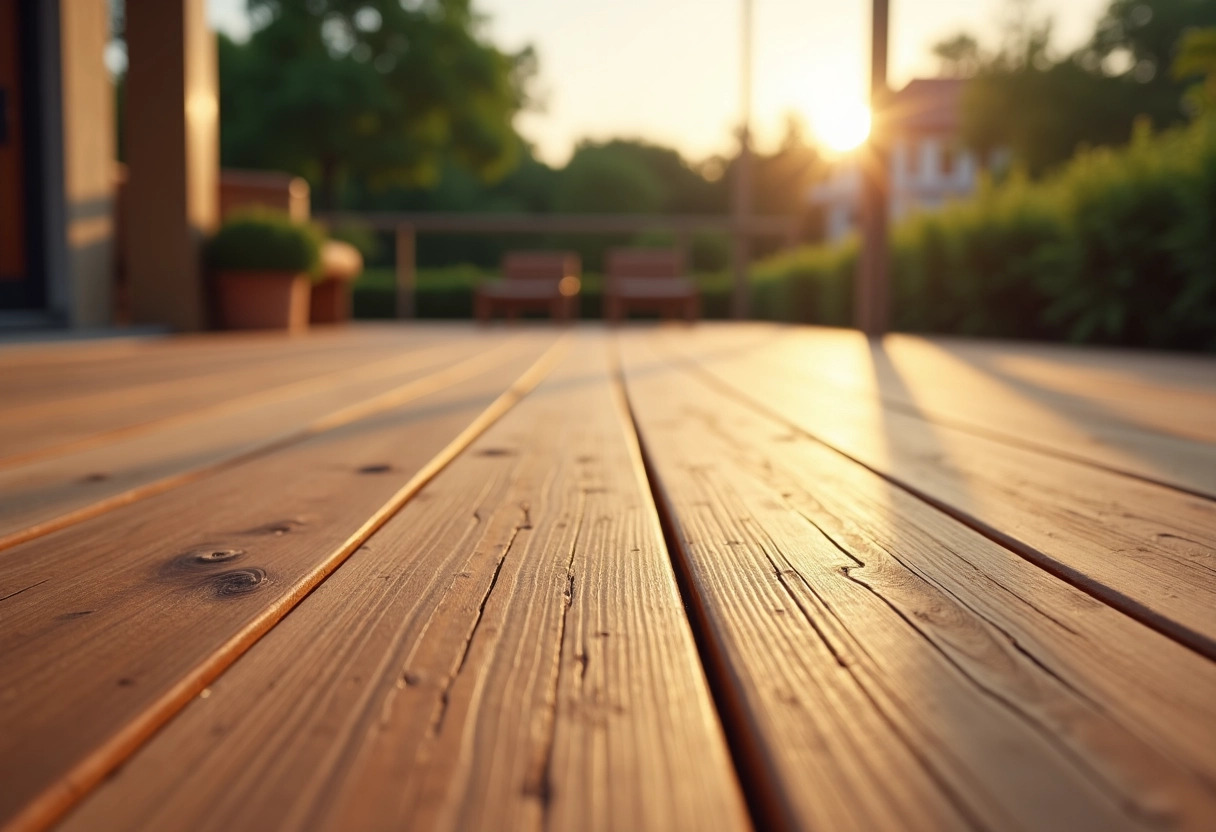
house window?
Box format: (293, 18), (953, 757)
(941, 146), (957, 178)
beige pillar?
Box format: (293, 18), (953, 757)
(124, 0), (218, 331)
(58, 0), (115, 327)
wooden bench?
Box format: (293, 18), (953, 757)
(474, 251), (581, 323)
(604, 247), (699, 323)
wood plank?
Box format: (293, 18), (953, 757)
(0, 327), (473, 466)
(54, 332), (749, 832)
(677, 326), (1216, 496)
(667, 330), (1216, 657)
(879, 336), (1216, 495)
(620, 331), (1216, 831)
(0, 333), (563, 832)
(954, 339), (1216, 400)
(0, 331), (526, 550)
(0, 327), (416, 406)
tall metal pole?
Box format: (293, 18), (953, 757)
(730, 0), (753, 320)
(856, 0), (890, 335)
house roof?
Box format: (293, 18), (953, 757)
(885, 78), (966, 133)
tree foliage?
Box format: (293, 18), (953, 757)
(933, 33), (982, 78)
(219, 0), (533, 208)
(949, 0), (1216, 175)
(1174, 27), (1216, 113)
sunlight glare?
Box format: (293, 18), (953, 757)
(812, 98), (872, 153)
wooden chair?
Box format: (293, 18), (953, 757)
(604, 248), (699, 323)
(475, 252), (581, 323)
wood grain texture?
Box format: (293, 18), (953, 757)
(665, 329), (1216, 657)
(619, 331), (1216, 832)
(59, 332), (751, 832)
(0, 334), (562, 832)
(676, 325), (1216, 496)
(0, 331), (524, 550)
(0, 326), (472, 465)
(0, 325), (431, 407)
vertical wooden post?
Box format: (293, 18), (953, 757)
(125, 0), (218, 331)
(856, 0), (890, 336)
(395, 223), (415, 319)
(731, 0), (753, 320)
(676, 228), (692, 269)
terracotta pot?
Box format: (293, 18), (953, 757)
(216, 270), (311, 332)
(310, 278), (350, 324)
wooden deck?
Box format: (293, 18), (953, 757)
(1, 322), (1214, 832)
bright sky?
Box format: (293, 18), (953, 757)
(206, 0), (1110, 165)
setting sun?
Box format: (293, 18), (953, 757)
(813, 99), (872, 153)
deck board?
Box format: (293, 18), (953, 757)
(0, 322), (1212, 832)
(0, 328), (475, 466)
(0, 327), (437, 408)
(676, 325), (1216, 495)
(620, 331), (1216, 832)
(0, 332), (524, 549)
(665, 329), (1216, 656)
(0, 333), (560, 831)
(56, 332), (750, 832)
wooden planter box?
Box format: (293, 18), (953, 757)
(310, 278), (351, 325)
(216, 270), (311, 332)
(310, 241), (363, 325)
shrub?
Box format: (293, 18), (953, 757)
(206, 210), (324, 279)
(749, 115), (1216, 351)
(1044, 120), (1216, 348)
(750, 239), (856, 326)
(352, 267), (734, 320)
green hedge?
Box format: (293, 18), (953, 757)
(353, 266), (734, 320)
(353, 117), (1216, 347)
(750, 116), (1216, 350)
(750, 240), (857, 326)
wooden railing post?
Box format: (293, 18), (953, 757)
(856, 0), (891, 336)
(731, 227), (750, 319)
(395, 223), (415, 319)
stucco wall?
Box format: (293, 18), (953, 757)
(58, 0), (115, 327)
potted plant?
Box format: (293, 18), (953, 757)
(206, 210), (323, 332)
(311, 238), (367, 325)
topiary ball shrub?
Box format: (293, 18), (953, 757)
(206, 210), (324, 280)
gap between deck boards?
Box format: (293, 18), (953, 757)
(658, 332), (1216, 662)
(0, 335), (534, 552)
(606, 339), (797, 832)
(0, 336), (573, 832)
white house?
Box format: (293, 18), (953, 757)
(811, 79), (1009, 242)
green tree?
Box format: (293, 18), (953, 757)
(1174, 27), (1216, 113)
(952, 0), (1216, 175)
(553, 139), (722, 215)
(554, 142), (665, 215)
(962, 60), (1156, 175)
(219, 0), (533, 209)
(933, 32), (982, 78)
(1090, 0), (1216, 77)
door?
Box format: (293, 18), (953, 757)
(0, 0), (25, 286)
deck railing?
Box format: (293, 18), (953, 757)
(318, 212), (801, 319)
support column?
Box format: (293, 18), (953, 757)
(124, 0), (218, 331)
(59, 0), (115, 327)
(856, 0), (891, 336)
(731, 0), (754, 320)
